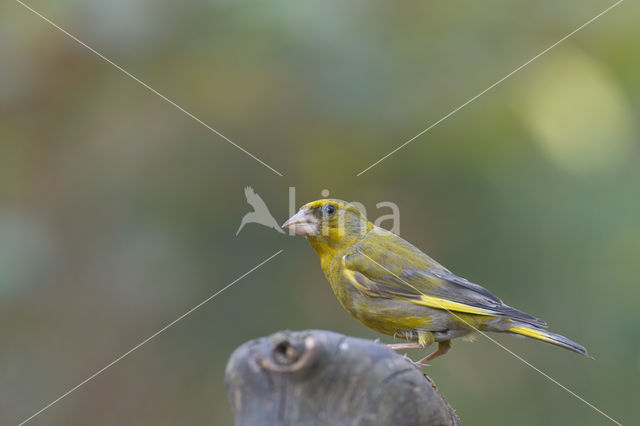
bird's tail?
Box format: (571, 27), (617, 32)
(506, 322), (593, 359)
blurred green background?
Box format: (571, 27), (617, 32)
(1, 0), (638, 425)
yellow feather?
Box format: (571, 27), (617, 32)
(412, 295), (496, 316)
(417, 330), (434, 347)
(508, 325), (553, 342)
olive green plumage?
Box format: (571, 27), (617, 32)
(283, 199), (591, 361)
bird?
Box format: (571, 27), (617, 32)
(282, 199), (591, 364)
(236, 187), (284, 236)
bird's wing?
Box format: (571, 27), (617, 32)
(342, 244), (546, 326)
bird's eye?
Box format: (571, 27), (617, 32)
(326, 205), (336, 215)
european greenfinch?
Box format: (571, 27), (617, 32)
(283, 199), (591, 363)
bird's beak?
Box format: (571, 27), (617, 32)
(282, 208), (320, 236)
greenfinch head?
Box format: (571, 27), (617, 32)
(283, 199), (372, 253)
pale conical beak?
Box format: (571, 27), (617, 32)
(282, 208), (320, 236)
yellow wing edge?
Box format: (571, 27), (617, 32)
(412, 295), (496, 315)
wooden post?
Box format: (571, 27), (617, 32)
(225, 330), (461, 425)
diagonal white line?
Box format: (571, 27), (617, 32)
(359, 251), (622, 425)
(17, 249), (284, 426)
(15, 0), (284, 177)
(356, 0), (624, 176)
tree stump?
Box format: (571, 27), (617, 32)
(225, 329), (460, 426)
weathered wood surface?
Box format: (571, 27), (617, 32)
(225, 330), (460, 426)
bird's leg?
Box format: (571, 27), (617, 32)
(388, 330), (434, 351)
(387, 342), (423, 350)
(417, 340), (452, 365)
